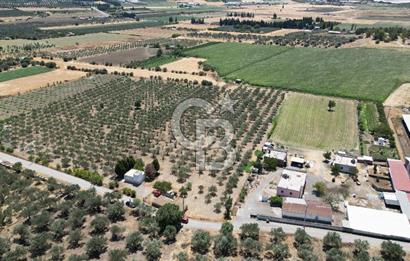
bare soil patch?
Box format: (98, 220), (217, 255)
(384, 83), (410, 108)
(161, 57), (206, 74)
(0, 69), (85, 97)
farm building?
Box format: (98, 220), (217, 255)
(333, 154), (357, 174)
(344, 204), (410, 238)
(124, 169), (145, 186)
(357, 155), (373, 165)
(277, 168), (306, 198)
(382, 192), (400, 206)
(396, 191), (410, 220)
(388, 159), (410, 194)
(262, 142), (274, 153)
(403, 114), (410, 137)
(290, 156), (305, 168)
(282, 198), (332, 224)
(264, 149), (287, 167)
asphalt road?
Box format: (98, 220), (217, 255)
(2, 152), (410, 250)
(0, 152), (132, 203)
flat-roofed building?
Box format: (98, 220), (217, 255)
(345, 204), (410, 239)
(290, 156), (305, 168)
(333, 154), (357, 174)
(264, 149), (287, 167)
(277, 169), (306, 198)
(124, 169), (145, 186)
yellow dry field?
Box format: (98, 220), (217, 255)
(161, 57), (206, 73)
(0, 69), (85, 97)
(384, 83), (410, 108)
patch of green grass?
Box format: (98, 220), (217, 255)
(271, 93), (358, 150)
(358, 102), (379, 133)
(185, 42), (289, 76)
(135, 55), (179, 68)
(186, 42), (410, 101)
(0, 66), (52, 83)
(363, 102), (379, 132)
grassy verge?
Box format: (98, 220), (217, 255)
(0, 66), (52, 83)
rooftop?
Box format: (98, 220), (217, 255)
(124, 169), (144, 177)
(278, 169), (306, 191)
(396, 191), (410, 220)
(403, 114), (410, 131)
(282, 198), (332, 218)
(346, 204), (410, 239)
(334, 154), (357, 167)
(265, 149), (287, 161)
(290, 156), (305, 164)
(388, 159), (410, 193)
(306, 201), (332, 218)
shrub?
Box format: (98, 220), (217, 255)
(269, 196), (283, 207)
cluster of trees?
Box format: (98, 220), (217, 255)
(66, 65), (108, 75)
(0, 57), (55, 72)
(356, 27), (410, 43)
(0, 165), (189, 261)
(190, 18), (205, 24)
(68, 167), (103, 185)
(227, 12), (255, 18)
(189, 31), (356, 48)
(219, 17), (339, 30)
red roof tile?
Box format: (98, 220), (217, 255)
(388, 159), (410, 193)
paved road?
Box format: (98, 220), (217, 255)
(2, 152), (410, 250)
(0, 152), (132, 202)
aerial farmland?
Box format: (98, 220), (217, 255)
(0, 0), (410, 260)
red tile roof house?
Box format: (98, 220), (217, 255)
(282, 198), (333, 224)
(388, 159), (410, 194)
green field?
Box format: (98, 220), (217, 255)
(185, 42), (410, 101)
(0, 66), (52, 83)
(271, 93), (358, 150)
(358, 102), (379, 132)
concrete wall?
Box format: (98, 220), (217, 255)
(277, 187), (302, 198)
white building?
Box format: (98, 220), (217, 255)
(264, 149), (287, 167)
(344, 204), (410, 238)
(277, 169), (306, 198)
(334, 154), (357, 174)
(290, 156), (305, 168)
(382, 192), (400, 206)
(124, 169), (145, 186)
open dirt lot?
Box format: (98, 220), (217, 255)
(0, 69), (85, 97)
(384, 83), (410, 108)
(161, 57), (206, 74)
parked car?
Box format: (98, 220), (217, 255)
(126, 200), (136, 208)
(153, 189), (162, 197)
(164, 190), (177, 199)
